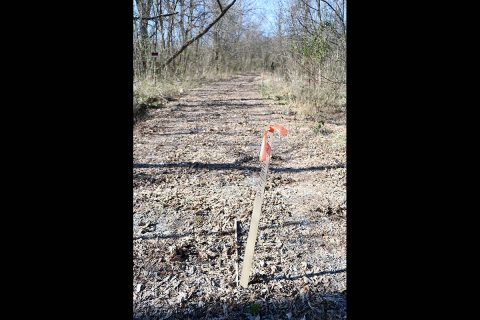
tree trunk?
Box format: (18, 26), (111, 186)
(158, 0), (166, 50)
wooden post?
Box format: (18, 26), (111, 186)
(240, 156), (270, 288)
(235, 219), (241, 287)
(239, 124), (287, 288)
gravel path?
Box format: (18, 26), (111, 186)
(133, 73), (346, 319)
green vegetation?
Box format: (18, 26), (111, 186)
(245, 302), (261, 316)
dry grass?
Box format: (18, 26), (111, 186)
(133, 76), (202, 124)
(134, 78), (189, 107)
(133, 71), (255, 124)
(133, 70), (242, 109)
(260, 72), (346, 124)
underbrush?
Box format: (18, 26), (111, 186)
(260, 72), (346, 124)
(133, 71), (251, 123)
(134, 77), (194, 108)
(133, 70), (245, 107)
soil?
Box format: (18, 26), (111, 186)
(133, 73), (346, 319)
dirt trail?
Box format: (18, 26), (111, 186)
(133, 73), (346, 319)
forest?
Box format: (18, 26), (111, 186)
(133, 1), (347, 319)
(133, 0), (346, 121)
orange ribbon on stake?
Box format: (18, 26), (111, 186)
(259, 124), (288, 162)
(240, 123), (288, 288)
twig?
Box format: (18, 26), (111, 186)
(216, 0), (224, 11)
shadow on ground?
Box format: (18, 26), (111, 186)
(267, 269), (346, 283)
(133, 219), (322, 241)
(133, 162), (345, 173)
(133, 289), (346, 319)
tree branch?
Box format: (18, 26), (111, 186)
(320, 0), (345, 31)
(216, 0), (223, 11)
(299, 0), (320, 13)
(133, 12), (178, 20)
(162, 0), (237, 67)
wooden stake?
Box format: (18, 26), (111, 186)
(240, 156), (270, 288)
(235, 219), (240, 287)
(239, 123), (287, 288)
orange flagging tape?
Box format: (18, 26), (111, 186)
(259, 124), (288, 162)
(240, 123), (288, 288)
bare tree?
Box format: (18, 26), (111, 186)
(133, 0), (345, 92)
(162, 0), (237, 67)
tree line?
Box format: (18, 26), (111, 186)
(134, 0), (346, 115)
